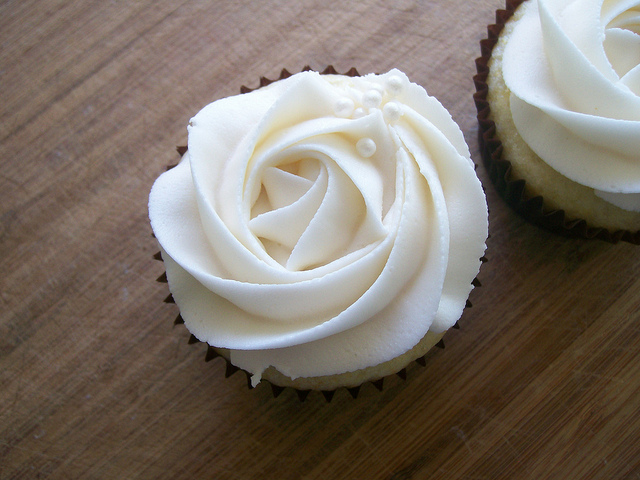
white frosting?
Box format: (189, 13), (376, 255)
(149, 70), (488, 384)
(502, 0), (640, 210)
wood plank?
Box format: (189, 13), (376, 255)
(1, 0), (639, 478)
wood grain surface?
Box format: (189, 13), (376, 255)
(1, 0), (639, 479)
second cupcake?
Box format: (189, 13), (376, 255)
(150, 68), (488, 392)
(476, 0), (640, 242)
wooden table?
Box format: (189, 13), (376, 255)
(2, 1), (639, 478)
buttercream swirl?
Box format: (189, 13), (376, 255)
(502, 0), (640, 210)
(149, 69), (487, 383)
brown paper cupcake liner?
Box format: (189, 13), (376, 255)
(154, 66), (485, 400)
(174, 310), (449, 402)
(240, 65), (361, 94)
(473, 0), (640, 244)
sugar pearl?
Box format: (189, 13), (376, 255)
(353, 107), (366, 119)
(356, 138), (377, 158)
(383, 102), (402, 122)
(385, 75), (403, 96)
(334, 97), (355, 118)
(362, 89), (382, 109)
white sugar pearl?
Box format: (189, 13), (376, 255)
(356, 138), (376, 158)
(362, 89), (382, 109)
(334, 97), (355, 118)
(383, 101), (402, 122)
(353, 107), (366, 119)
(385, 75), (404, 96)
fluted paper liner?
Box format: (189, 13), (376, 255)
(473, 0), (640, 244)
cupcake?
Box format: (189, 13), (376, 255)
(149, 68), (488, 394)
(475, 0), (640, 242)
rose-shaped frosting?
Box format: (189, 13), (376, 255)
(149, 69), (487, 384)
(502, 0), (640, 210)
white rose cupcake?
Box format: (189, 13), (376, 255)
(150, 68), (488, 397)
(475, 0), (640, 243)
